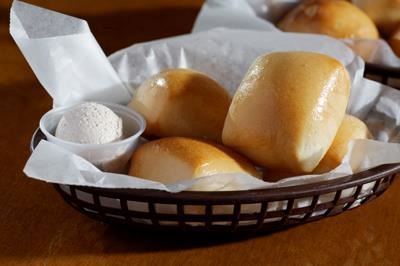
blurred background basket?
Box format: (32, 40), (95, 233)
(29, 64), (400, 234)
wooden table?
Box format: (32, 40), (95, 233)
(1, 1), (400, 265)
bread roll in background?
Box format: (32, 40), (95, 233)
(278, 0), (379, 39)
(128, 69), (231, 142)
(353, 0), (400, 37)
(129, 137), (261, 190)
(222, 52), (350, 174)
(314, 115), (370, 173)
(389, 26), (400, 57)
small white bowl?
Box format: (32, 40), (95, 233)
(39, 102), (146, 173)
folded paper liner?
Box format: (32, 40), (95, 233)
(10, 2), (400, 204)
(193, 0), (400, 67)
(10, 0), (131, 107)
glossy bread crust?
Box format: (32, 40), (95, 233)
(129, 137), (261, 186)
(222, 52), (350, 173)
(314, 114), (370, 173)
(128, 68), (231, 143)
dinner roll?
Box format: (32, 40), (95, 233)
(314, 115), (370, 173)
(222, 52), (350, 174)
(129, 137), (261, 188)
(128, 68), (231, 142)
(353, 0), (400, 37)
(389, 26), (400, 57)
(278, 0), (379, 39)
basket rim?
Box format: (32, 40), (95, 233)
(365, 63), (400, 78)
(31, 128), (400, 201)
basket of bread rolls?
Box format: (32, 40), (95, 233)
(30, 50), (400, 233)
(18, 1), (400, 234)
(194, 0), (400, 89)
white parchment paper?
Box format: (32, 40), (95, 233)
(12, 2), (400, 193)
(10, 1), (131, 107)
(193, 0), (400, 67)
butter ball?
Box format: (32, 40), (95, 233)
(55, 102), (123, 144)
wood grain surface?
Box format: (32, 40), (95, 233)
(1, 1), (400, 265)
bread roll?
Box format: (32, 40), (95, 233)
(278, 0), (379, 39)
(129, 137), (261, 188)
(264, 115), (370, 179)
(353, 0), (400, 37)
(129, 68), (231, 142)
(222, 52), (350, 173)
(314, 115), (370, 173)
(389, 26), (400, 57)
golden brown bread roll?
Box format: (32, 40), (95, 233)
(264, 115), (370, 180)
(314, 115), (370, 173)
(129, 137), (261, 188)
(353, 0), (400, 37)
(128, 68), (231, 142)
(222, 51), (350, 174)
(389, 26), (400, 57)
(278, 0), (379, 39)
